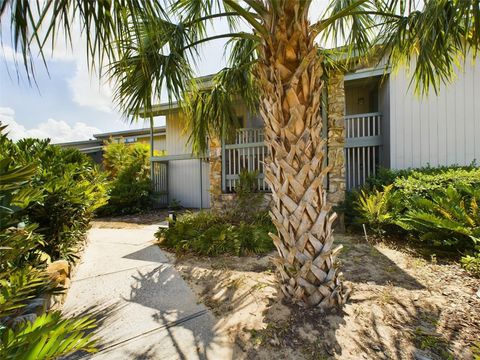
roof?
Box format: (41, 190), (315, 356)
(55, 139), (103, 147)
(93, 126), (166, 139)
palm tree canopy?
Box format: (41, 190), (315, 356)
(2, 0), (479, 126)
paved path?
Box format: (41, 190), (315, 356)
(63, 224), (232, 359)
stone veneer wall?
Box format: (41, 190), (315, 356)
(326, 72), (346, 206)
(208, 73), (346, 210)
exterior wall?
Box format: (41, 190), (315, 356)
(168, 159), (210, 208)
(165, 112), (193, 155)
(327, 72), (346, 205)
(136, 135), (166, 153)
(389, 58), (480, 169)
(147, 112), (210, 209)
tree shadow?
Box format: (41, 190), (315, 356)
(119, 263), (233, 359)
(165, 234), (471, 359)
(123, 244), (171, 263)
(63, 302), (126, 359)
(336, 235), (425, 290)
(67, 233), (473, 359)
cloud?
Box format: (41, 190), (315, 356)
(1, 45), (27, 63)
(0, 107), (101, 143)
(68, 60), (116, 113)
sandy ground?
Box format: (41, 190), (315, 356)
(93, 210), (171, 229)
(169, 234), (480, 360)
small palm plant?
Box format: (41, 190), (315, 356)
(398, 186), (480, 249)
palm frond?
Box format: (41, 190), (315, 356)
(1, 0), (166, 79)
(109, 11), (195, 121)
(183, 36), (259, 154)
(1, 311), (97, 359)
(376, 0), (480, 94)
(315, 0), (376, 62)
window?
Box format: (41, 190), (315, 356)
(124, 137), (137, 144)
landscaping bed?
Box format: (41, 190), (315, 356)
(168, 234), (480, 360)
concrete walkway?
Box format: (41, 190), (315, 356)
(63, 224), (232, 359)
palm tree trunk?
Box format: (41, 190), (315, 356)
(256, 1), (348, 307)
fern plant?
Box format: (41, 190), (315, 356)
(397, 186), (480, 249)
(355, 184), (400, 235)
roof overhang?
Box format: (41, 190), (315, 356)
(93, 126), (166, 139)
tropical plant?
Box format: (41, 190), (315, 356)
(156, 210), (275, 256)
(0, 132), (98, 358)
(460, 252), (480, 277)
(0, 268), (97, 359)
(231, 169), (266, 221)
(3, 0), (480, 308)
(0, 311), (97, 360)
(397, 186), (480, 249)
(99, 140), (153, 215)
(355, 184), (401, 235)
(0, 134), (108, 262)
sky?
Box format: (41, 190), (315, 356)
(0, 2), (328, 143)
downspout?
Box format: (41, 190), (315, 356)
(149, 116), (154, 186)
(199, 158), (203, 210)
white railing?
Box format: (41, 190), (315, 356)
(345, 112), (382, 189)
(235, 128), (265, 144)
(222, 128), (269, 193)
(345, 112), (382, 138)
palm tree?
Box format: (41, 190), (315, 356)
(2, 0), (479, 307)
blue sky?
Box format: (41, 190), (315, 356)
(0, 31), (229, 143)
(0, 2), (327, 143)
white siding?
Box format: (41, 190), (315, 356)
(389, 58), (480, 169)
(168, 159), (210, 208)
(157, 112), (211, 208)
(165, 112), (193, 155)
(153, 136), (166, 152)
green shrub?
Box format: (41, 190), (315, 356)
(0, 128), (99, 358)
(0, 134), (108, 262)
(156, 210), (275, 256)
(349, 164), (480, 255)
(0, 158), (45, 270)
(99, 140), (153, 215)
(364, 163), (478, 190)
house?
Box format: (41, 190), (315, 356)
(56, 126), (167, 163)
(144, 56), (480, 210)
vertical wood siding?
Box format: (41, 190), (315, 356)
(389, 58), (480, 169)
(168, 159), (210, 208)
(136, 135), (166, 152)
(166, 112), (193, 155)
